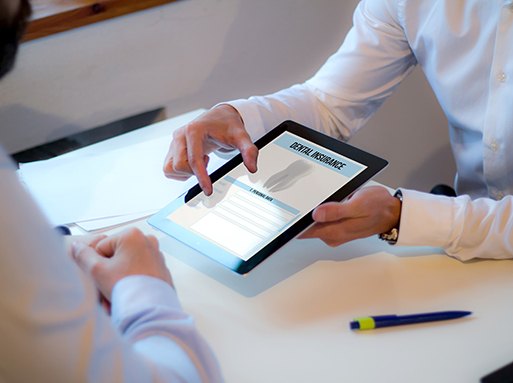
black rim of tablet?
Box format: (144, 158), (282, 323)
(179, 120), (388, 274)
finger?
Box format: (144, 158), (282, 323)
(96, 228), (149, 257)
(297, 225), (317, 239)
(69, 235), (108, 259)
(146, 234), (159, 250)
(186, 129), (213, 195)
(311, 202), (351, 222)
(87, 234), (108, 248)
(95, 235), (120, 258)
(163, 131), (191, 178)
(298, 223), (334, 239)
(100, 295), (111, 315)
(238, 139), (259, 174)
(71, 241), (106, 274)
(297, 223), (352, 247)
(163, 162), (192, 181)
(163, 137), (179, 176)
(163, 147), (174, 176)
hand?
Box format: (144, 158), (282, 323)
(163, 104), (259, 195)
(299, 186), (401, 247)
(64, 234), (107, 257)
(71, 228), (173, 301)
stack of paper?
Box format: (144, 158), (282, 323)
(17, 109), (228, 231)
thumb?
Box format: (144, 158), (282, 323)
(71, 241), (105, 274)
(312, 202), (349, 222)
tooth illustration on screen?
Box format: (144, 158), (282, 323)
(263, 159), (313, 192)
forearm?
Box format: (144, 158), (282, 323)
(227, 83), (350, 142)
(397, 189), (513, 260)
(111, 276), (223, 383)
(226, 0), (416, 144)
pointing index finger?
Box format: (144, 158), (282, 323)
(186, 127), (213, 195)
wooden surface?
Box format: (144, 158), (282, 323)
(23, 0), (180, 41)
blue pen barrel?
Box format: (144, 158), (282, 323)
(372, 314), (447, 328)
(373, 311), (471, 328)
(372, 315), (402, 328)
(350, 311), (471, 330)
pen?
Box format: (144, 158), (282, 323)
(350, 310), (472, 330)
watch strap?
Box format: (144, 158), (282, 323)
(378, 189), (403, 245)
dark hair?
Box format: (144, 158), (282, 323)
(0, 0), (32, 79)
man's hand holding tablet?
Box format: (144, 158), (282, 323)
(299, 186), (402, 247)
(153, 119), (387, 274)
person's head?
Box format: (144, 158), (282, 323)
(0, 0), (31, 79)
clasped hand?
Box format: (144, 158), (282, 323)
(70, 228), (173, 302)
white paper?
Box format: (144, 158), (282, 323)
(75, 210), (157, 232)
(18, 115), (228, 226)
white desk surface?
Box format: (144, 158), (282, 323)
(74, 112), (513, 383)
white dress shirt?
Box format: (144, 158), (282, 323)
(400, 189), (513, 260)
(226, 0), (513, 260)
(0, 149), (223, 382)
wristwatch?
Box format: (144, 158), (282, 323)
(378, 189), (403, 245)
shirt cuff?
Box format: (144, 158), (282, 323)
(111, 275), (182, 330)
(396, 188), (454, 249)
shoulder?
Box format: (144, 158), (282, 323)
(357, 0), (403, 25)
(358, 0), (446, 31)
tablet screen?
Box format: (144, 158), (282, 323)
(149, 121), (387, 274)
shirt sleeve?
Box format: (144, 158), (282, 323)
(111, 275), (223, 383)
(227, 0), (416, 142)
(0, 151), (223, 383)
(397, 189), (513, 261)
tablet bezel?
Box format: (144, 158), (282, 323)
(148, 120), (388, 274)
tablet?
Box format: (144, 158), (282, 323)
(148, 120), (387, 274)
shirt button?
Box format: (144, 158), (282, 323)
(497, 72), (507, 82)
(489, 140), (499, 152)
